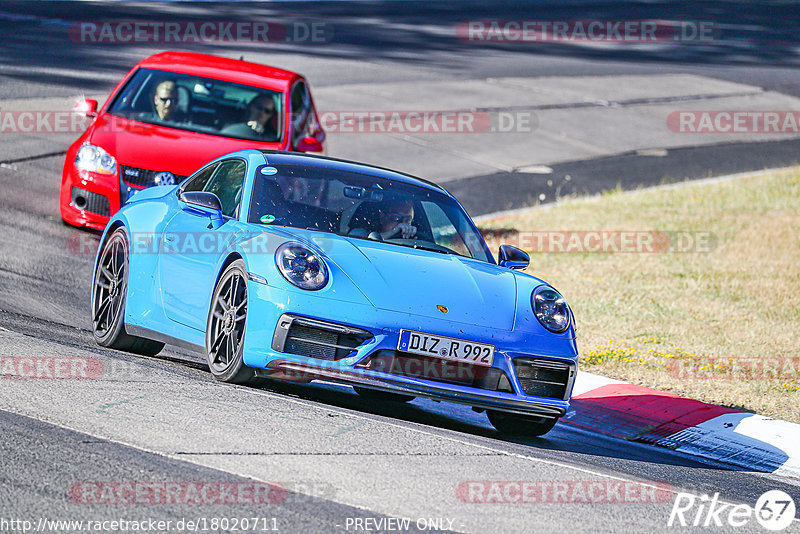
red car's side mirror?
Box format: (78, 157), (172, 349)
(74, 98), (98, 118)
(296, 136), (323, 153)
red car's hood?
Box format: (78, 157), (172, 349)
(88, 114), (283, 176)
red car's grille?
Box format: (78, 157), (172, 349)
(71, 187), (110, 217)
(121, 166), (186, 188)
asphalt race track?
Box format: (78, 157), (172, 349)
(0, 2), (799, 533)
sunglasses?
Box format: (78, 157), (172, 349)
(156, 96), (175, 104)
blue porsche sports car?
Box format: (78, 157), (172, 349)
(91, 150), (577, 436)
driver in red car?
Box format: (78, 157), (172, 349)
(154, 80), (178, 119)
(139, 79), (187, 124)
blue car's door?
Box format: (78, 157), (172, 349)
(159, 158), (247, 331)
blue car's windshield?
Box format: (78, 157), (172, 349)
(107, 68), (284, 142)
(247, 163), (491, 262)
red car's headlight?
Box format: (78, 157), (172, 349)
(75, 144), (117, 175)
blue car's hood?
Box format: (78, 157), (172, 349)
(310, 233), (518, 331)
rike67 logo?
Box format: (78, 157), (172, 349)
(669, 490), (796, 531)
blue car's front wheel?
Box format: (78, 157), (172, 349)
(205, 259), (256, 385)
(92, 228), (164, 356)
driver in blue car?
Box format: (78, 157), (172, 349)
(350, 198), (417, 240)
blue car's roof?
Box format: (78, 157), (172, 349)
(259, 151), (446, 194)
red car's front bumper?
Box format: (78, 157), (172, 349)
(60, 164), (120, 230)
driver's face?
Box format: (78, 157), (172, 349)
(380, 201), (414, 232)
(154, 82), (177, 119)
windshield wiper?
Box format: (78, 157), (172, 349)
(346, 234), (469, 259)
(409, 243), (465, 257)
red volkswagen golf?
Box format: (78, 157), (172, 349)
(61, 51), (326, 229)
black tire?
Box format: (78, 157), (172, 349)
(487, 410), (558, 437)
(353, 386), (415, 403)
(92, 228), (164, 356)
(206, 259), (255, 385)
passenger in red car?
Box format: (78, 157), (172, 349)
(221, 94), (278, 140)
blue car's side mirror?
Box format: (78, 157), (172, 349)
(179, 191), (222, 212)
(179, 191), (224, 227)
(498, 244), (529, 270)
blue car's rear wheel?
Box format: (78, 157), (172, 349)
(487, 410), (558, 437)
(92, 228), (164, 356)
(206, 259), (256, 384)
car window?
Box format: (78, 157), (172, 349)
(203, 160), (246, 217)
(181, 162), (219, 193)
(290, 81), (312, 149)
(248, 163), (491, 262)
(420, 201), (472, 258)
(107, 68), (284, 143)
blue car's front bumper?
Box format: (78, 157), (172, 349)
(242, 282), (577, 419)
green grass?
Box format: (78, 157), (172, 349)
(480, 169), (800, 422)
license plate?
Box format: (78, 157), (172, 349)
(397, 329), (495, 367)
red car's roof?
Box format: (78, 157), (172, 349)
(136, 51), (300, 92)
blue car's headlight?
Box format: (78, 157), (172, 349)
(532, 286), (571, 333)
(275, 243), (328, 291)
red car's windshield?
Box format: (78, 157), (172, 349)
(107, 68), (284, 143)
